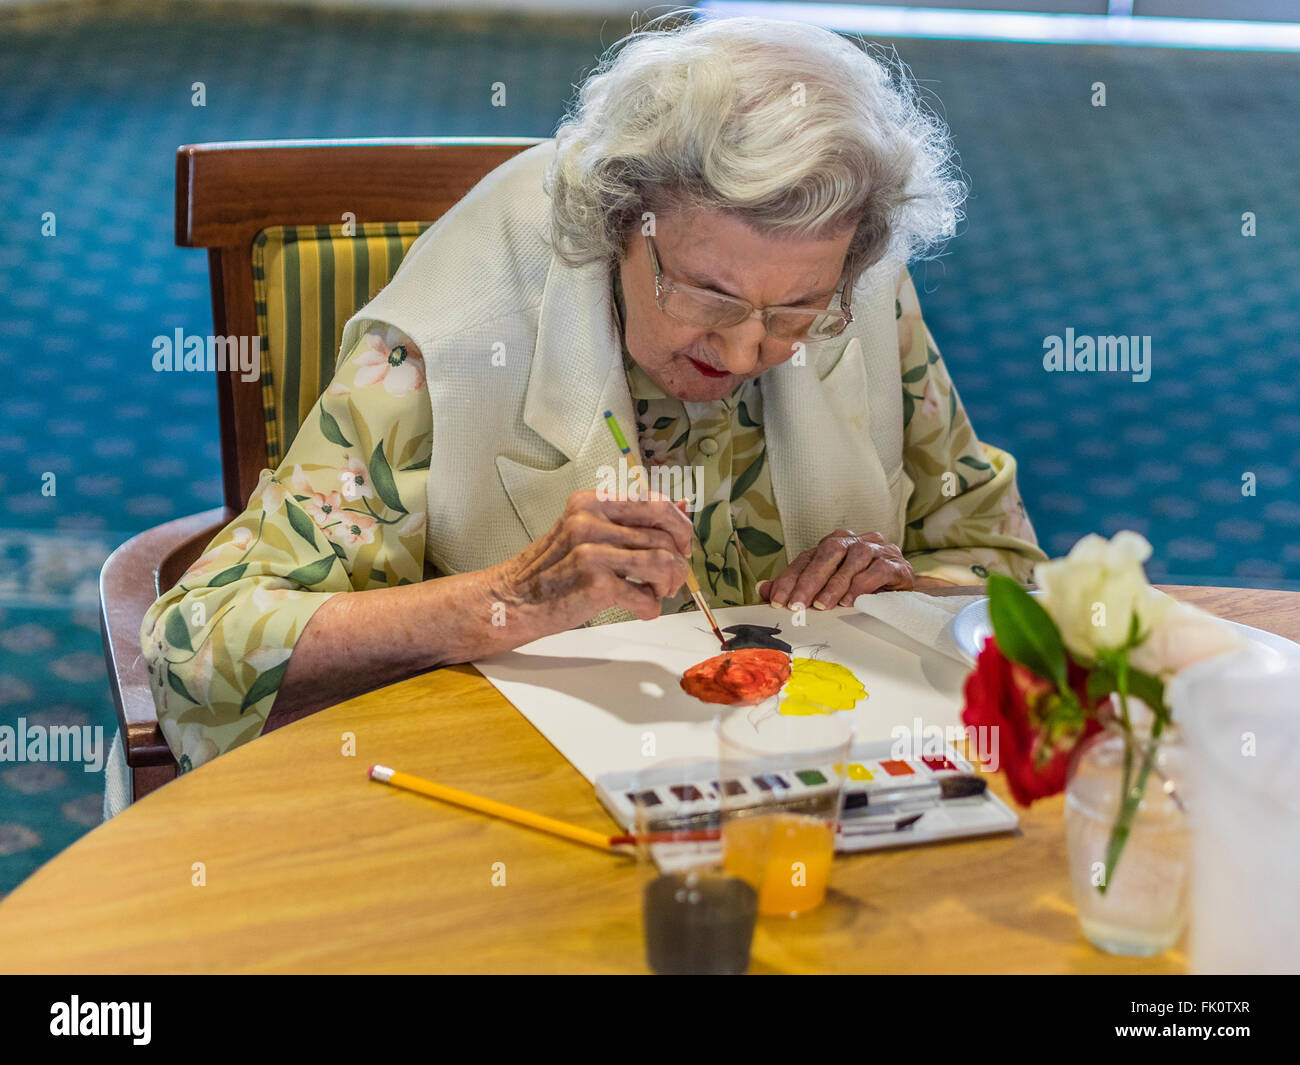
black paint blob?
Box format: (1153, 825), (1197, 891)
(720, 623), (792, 654)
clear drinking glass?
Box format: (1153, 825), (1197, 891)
(1065, 716), (1190, 956)
(714, 705), (854, 917)
(629, 759), (758, 975)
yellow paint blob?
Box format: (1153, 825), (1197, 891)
(833, 762), (875, 781)
(778, 658), (867, 716)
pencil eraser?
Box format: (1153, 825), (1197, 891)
(368, 764), (377, 778)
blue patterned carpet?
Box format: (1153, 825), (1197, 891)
(0, 2), (1297, 895)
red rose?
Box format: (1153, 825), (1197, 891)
(961, 637), (1101, 806)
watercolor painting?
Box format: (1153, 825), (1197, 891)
(474, 602), (968, 785)
(679, 622), (869, 717)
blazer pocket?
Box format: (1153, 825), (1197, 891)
(495, 454), (581, 546)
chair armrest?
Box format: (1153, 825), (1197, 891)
(99, 507), (234, 768)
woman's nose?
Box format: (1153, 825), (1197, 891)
(715, 314), (768, 374)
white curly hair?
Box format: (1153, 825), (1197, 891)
(544, 10), (967, 282)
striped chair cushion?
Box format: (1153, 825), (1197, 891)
(252, 221), (433, 464)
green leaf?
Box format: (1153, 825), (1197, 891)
(286, 555), (337, 587)
(164, 608), (193, 653)
(208, 563), (248, 588)
(926, 342), (940, 365)
(320, 406), (353, 448)
(369, 440), (407, 515)
(987, 573), (1067, 688)
(697, 500), (721, 544)
(895, 299), (902, 320)
(668, 429), (689, 451)
(721, 566), (740, 588)
(284, 500), (318, 548)
(166, 666), (197, 703)
(400, 457), (430, 472)
(652, 416), (674, 430)
(328, 539), (348, 561)
(902, 390), (915, 428)
(901, 364), (928, 384)
(636, 399), (648, 416)
(957, 455), (992, 471)
(1125, 610), (1146, 650)
(736, 525), (782, 556)
(1087, 661), (1166, 715)
(1086, 666), (1110, 704)
(239, 660), (289, 715)
(730, 447), (766, 501)
(736, 400), (759, 428)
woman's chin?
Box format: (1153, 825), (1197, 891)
(666, 360), (737, 401)
(671, 379), (735, 403)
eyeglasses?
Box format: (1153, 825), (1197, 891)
(644, 231), (855, 342)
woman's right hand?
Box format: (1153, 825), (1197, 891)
(489, 488), (695, 633)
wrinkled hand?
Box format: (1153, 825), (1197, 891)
(758, 528), (914, 610)
(493, 488), (693, 629)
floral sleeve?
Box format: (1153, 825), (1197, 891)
(139, 323), (431, 772)
(895, 267), (1048, 585)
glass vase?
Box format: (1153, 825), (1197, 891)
(1064, 713), (1190, 956)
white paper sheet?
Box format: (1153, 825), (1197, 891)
(471, 603), (972, 784)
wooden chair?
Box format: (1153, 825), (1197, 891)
(100, 137), (544, 802)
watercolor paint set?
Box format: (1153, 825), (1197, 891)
(594, 739), (1018, 859)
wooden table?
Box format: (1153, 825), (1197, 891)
(1, 585), (1295, 973)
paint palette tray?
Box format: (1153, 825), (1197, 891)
(595, 740), (1018, 868)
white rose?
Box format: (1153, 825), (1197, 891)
(1032, 531), (1166, 661)
(1128, 595), (1245, 677)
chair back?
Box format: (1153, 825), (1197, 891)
(176, 137), (544, 505)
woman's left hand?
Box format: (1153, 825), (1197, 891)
(758, 529), (914, 610)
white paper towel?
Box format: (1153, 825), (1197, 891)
(851, 590), (975, 665)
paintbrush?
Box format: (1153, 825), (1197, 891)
(621, 776), (987, 837)
(681, 528), (727, 650)
(841, 773), (986, 815)
(839, 812), (925, 837)
(610, 810), (925, 846)
(600, 409), (727, 650)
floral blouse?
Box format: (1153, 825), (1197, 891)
(140, 266), (1045, 772)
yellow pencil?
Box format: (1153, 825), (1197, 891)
(369, 765), (628, 856)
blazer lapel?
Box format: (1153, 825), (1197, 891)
(497, 254), (638, 540)
(763, 335), (899, 560)
(495, 255), (644, 637)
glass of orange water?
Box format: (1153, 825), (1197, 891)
(715, 704), (854, 917)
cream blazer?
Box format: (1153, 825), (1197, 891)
(337, 140), (915, 626)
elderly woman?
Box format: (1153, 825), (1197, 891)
(139, 15), (1045, 773)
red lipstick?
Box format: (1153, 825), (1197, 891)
(689, 357), (730, 379)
